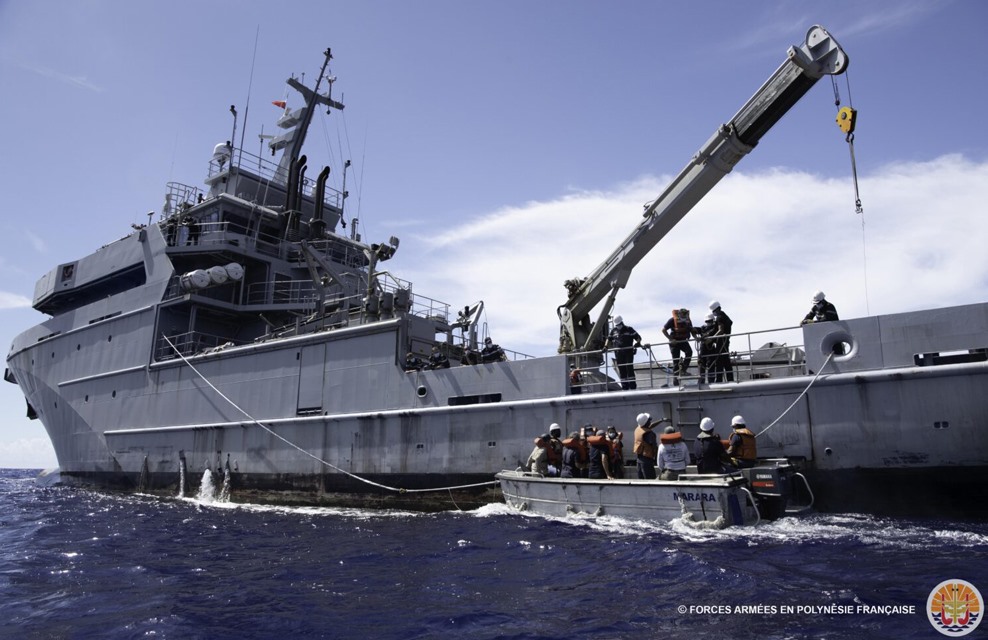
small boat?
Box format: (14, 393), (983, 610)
(496, 459), (813, 528)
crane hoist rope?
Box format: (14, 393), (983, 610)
(832, 71), (870, 314)
(832, 72), (863, 214)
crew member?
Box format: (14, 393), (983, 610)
(480, 337), (506, 363)
(428, 345), (450, 369)
(605, 425), (624, 479)
(657, 425), (689, 480)
(404, 352), (425, 372)
(605, 315), (643, 390)
(696, 313), (719, 384)
(662, 308), (694, 385)
(586, 427), (614, 480)
(694, 417), (730, 474)
(802, 290), (839, 324)
(561, 431), (588, 478)
(709, 300), (734, 382)
(726, 415), (757, 468)
(526, 434), (551, 475)
(546, 423), (564, 476)
(633, 412), (658, 479)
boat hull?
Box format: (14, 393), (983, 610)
(496, 470), (761, 526)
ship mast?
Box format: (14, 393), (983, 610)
(268, 47), (345, 184)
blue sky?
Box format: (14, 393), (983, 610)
(1, 0), (986, 467)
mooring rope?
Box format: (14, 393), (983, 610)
(754, 351), (835, 439)
(163, 335), (498, 495)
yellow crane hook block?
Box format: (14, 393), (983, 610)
(836, 106), (857, 134)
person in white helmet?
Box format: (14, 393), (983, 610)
(633, 412), (658, 479)
(708, 300), (734, 382)
(662, 308), (695, 384)
(801, 291), (839, 325)
(694, 417), (730, 474)
(726, 415), (757, 468)
(605, 315), (643, 390)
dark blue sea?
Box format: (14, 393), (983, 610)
(1, 468), (985, 640)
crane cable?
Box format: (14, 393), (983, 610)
(832, 72), (863, 215)
(832, 71), (870, 314)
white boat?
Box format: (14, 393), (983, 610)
(496, 459), (813, 527)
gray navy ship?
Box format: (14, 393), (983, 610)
(6, 28), (988, 517)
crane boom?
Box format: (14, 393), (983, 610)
(557, 25), (848, 353)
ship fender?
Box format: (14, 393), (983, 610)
(819, 328), (857, 361)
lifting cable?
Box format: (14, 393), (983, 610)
(832, 71), (871, 314)
(163, 335), (498, 497)
(832, 72), (863, 215)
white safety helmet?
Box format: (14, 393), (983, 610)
(705, 313), (715, 322)
(709, 300), (721, 311)
(613, 315), (624, 326)
(636, 412), (651, 427)
(699, 417), (715, 432)
(549, 423), (561, 436)
(812, 290), (826, 303)
(731, 415), (746, 427)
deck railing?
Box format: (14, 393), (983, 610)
(567, 325), (807, 393)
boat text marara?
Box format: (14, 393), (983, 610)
(6, 28), (988, 516)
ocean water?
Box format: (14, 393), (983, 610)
(1, 468), (985, 640)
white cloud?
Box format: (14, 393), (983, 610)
(0, 438), (57, 470)
(396, 155), (988, 356)
(16, 60), (102, 93)
(0, 291), (32, 309)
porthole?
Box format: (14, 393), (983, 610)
(107, 335), (113, 342)
(112, 390), (117, 398)
(77, 344), (81, 351)
(416, 385), (428, 398)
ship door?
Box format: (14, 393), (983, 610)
(297, 345), (326, 415)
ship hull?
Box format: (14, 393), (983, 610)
(10, 330), (988, 518)
(7, 229), (988, 518)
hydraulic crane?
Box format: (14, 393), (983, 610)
(557, 25), (848, 354)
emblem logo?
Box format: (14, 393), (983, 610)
(927, 579), (982, 636)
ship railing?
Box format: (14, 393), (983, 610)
(155, 330), (240, 361)
(245, 279), (321, 308)
(207, 147), (343, 210)
(160, 182), (204, 220)
(297, 238), (369, 270)
(566, 325), (808, 393)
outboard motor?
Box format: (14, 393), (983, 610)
(741, 463), (795, 520)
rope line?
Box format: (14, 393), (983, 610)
(162, 335), (498, 495)
(754, 351), (835, 439)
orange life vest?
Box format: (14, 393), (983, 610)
(633, 425), (657, 459)
(727, 428), (757, 461)
(562, 436), (588, 463)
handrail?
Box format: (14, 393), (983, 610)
(567, 325), (809, 392)
(739, 486), (762, 526)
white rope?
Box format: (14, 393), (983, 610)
(162, 335), (498, 495)
(754, 351), (835, 439)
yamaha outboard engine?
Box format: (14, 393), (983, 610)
(741, 463), (795, 520)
